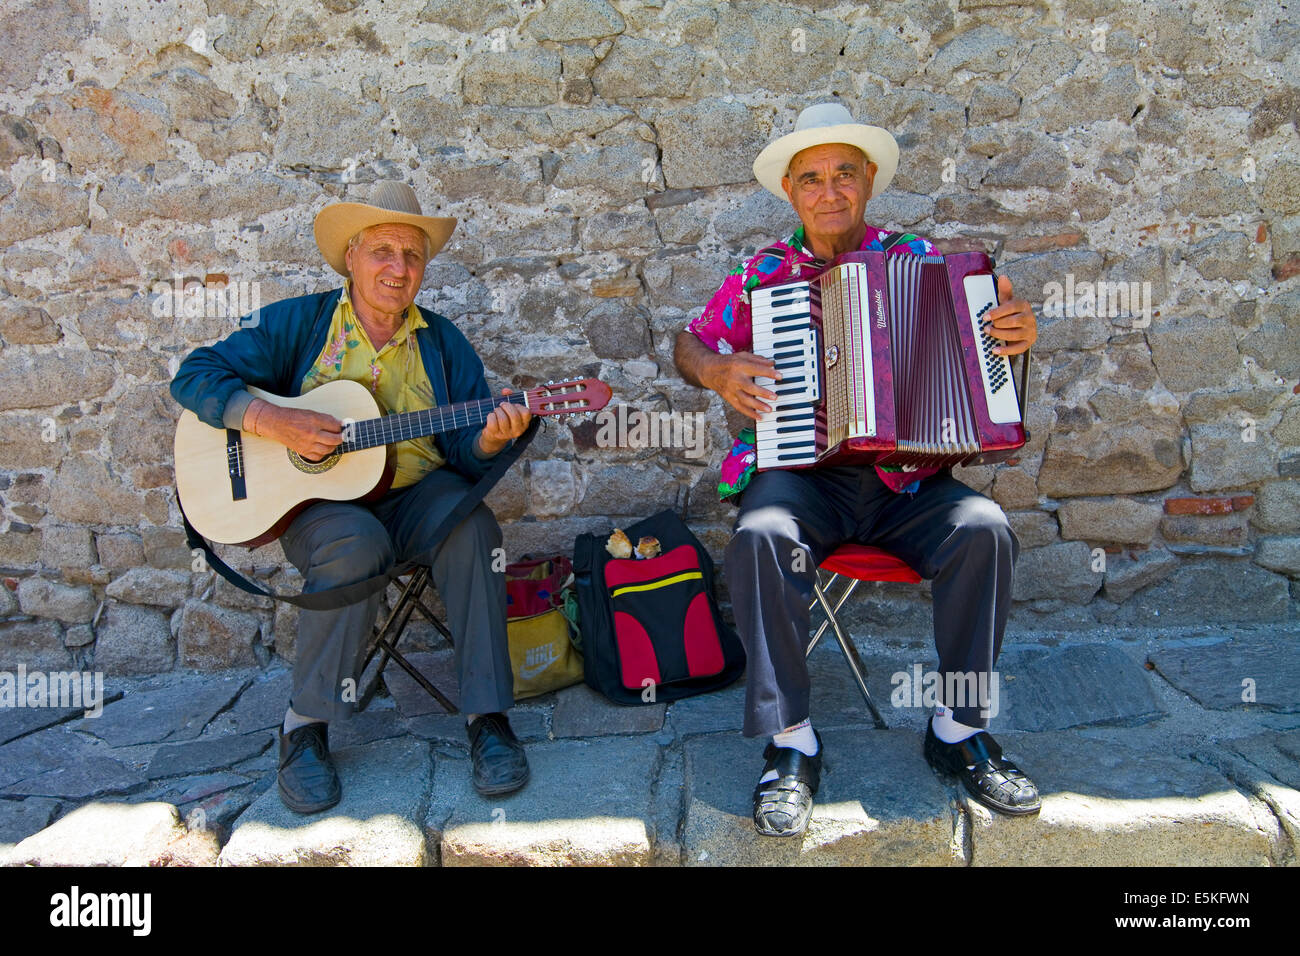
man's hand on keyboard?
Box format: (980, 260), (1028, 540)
(705, 352), (784, 421)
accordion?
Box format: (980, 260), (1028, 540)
(751, 250), (1028, 471)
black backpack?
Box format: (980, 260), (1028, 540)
(573, 510), (745, 705)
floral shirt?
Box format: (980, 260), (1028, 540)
(685, 224), (938, 499)
(301, 283), (446, 489)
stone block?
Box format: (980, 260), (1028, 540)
(1057, 498), (1161, 545)
(93, 603), (174, 675)
(713, 5), (846, 93)
(463, 50), (561, 108)
(551, 683), (664, 737)
(1254, 536), (1300, 577)
(1188, 423), (1277, 492)
(0, 179), (86, 245)
(37, 525), (96, 570)
(1150, 633), (1300, 713)
(988, 644), (1163, 733)
(577, 463), (678, 516)
(16, 577), (95, 624)
(435, 738), (662, 865)
(0, 797), (59, 848)
(105, 568), (191, 607)
(968, 732), (1273, 866)
(580, 207), (658, 252)
(9, 801), (219, 866)
(1038, 394), (1184, 497)
(4, 754), (149, 800)
(1253, 480), (1300, 532)
(147, 733), (274, 779)
(49, 455), (168, 526)
(1185, 232), (1255, 283)
(221, 737), (432, 866)
(78, 673), (249, 747)
(1159, 513), (1249, 547)
(176, 600), (260, 669)
(1101, 548), (1179, 603)
(591, 37), (699, 99)
(271, 77), (386, 167)
(682, 730), (957, 866)
(1240, 290), (1300, 379)
(657, 101), (765, 190)
(527, 460), (576, 518)
(1120, 561), (1290, 625)
(0, 618), (70, 670)
(1007, 511), (1057, 549)
(0, 349), (114, 412)
(843, 26), (919, 82)
(582, 299), (651, 359)
(526, 0), (624, 41)
(1148, 314), (1243, 392)
(928, 25), (1015, 76)
(0, 303), (60, 344)
(1159, 170), (1256, 219)
(1012, 542), (1102, 604)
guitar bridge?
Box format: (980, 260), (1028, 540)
(226, 429), (248, 502)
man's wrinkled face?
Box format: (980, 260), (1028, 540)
(781, 143), (876, 246)
(344, 222), (429, 320)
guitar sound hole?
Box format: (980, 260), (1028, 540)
(287, 448), (342, 474)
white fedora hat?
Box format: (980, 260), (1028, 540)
(314, 181), (457, 276)
(752, 103), (899, 200)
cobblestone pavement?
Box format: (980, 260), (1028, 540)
(3, 623), (1298, 866)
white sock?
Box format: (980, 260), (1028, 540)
(760, 719), (818, 783)
(283, 706), (324, 734)
(931, 706), (982, 759)
(466, 713), (482, 727)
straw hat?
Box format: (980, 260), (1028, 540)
(313, 181), (457, 277)
(752, 103), (899, 200)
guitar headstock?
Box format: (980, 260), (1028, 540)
(525, 378), (613, 419)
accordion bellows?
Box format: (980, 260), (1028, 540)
(752, 250), (1027, 471)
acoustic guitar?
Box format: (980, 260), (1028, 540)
(174, 377), (611, 547)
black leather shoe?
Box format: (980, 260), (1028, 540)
(924, 722), (1041, 816)
(753, 732), (823, 838)
(468, 713), (530, 796)
(278, 723), (342, 815)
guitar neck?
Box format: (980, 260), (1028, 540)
(340, 393), (528, 453)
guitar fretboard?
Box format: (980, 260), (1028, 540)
(339, 393), (528, 453)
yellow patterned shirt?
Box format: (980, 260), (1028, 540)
(300, 284), (446, 489)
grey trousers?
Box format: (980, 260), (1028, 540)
(279, 467), (514, 723)
(726, 466), (1018, 737)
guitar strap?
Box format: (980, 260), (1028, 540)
(179, 418), (539, 611)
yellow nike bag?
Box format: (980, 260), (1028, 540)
(505, 556), (584, 699)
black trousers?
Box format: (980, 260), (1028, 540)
(279, 467), (515, 724)
(725, 466), (1018, 737)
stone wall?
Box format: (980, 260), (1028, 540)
(0, 0), (1297, 676)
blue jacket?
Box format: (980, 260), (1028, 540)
(169, 288), (496, 481)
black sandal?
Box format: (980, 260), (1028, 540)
(752, 732), (823, 838)
(924, 723), (1041, 816)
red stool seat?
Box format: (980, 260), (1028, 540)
(819, 544), (922, 583)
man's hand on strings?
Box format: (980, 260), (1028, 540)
(478, 388), (532, 457)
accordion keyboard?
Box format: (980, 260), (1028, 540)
(751, 282), (822, 468)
